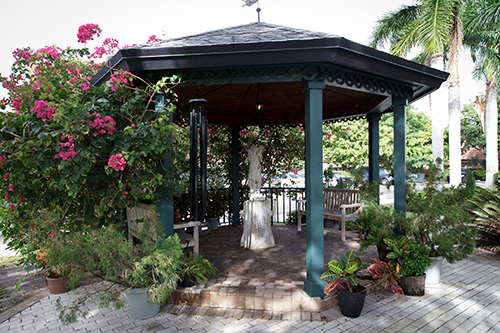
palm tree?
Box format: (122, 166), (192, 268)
(370, 0), (463, 185)
(463, 0), (500, 188)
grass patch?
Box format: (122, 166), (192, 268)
(0, 256), (20, 268)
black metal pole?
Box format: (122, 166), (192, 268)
(200, 114), (208, 222)
(189, 110), (199, 221)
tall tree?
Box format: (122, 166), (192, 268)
(463, 0), (500, 187)
(370, 0), (464, 186)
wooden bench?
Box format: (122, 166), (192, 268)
(297, 188), (362, 241)
(126, 202), (200, 253)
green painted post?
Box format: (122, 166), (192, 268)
(230, 125), (241, 225)
(303, 79), (326, 297)
(368, 113), (381, 202)
(155, 92), (174, 237)
(393, 95), (407, 220)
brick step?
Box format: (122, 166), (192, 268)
(168, 284), (337, 313)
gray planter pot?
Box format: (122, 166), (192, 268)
(425, 256), (444, 285)
(206, 217), (219, 231)
(125, 287), (160, 319)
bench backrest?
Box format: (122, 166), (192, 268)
(323, 188), (360, 212)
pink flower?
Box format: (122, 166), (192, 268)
(0, 155), (5, 166)
(29, 226), (34, 230)
(123, 191), (128, 196)
(48, 231), (55, 237)
(55, 136), (79, 161)
(8, 184), (14, 191)
(5, 193), (9, 202)
(89, 112), (116, 136)
(31, 100), (56, 120)
(77, 23), (102, 44)
(108, 154), (126, 172)
(147, 35), (162, 43)
(3, 172), (9, 180)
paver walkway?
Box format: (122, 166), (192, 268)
(1, 238), (499, 332)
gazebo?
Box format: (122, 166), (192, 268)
(91, 22), (448, 297)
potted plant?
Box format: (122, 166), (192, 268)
(384, 236), (430, 296)
(406, 166), (477, 284)
(52, 224), (186, 324)
(34, 246), (73, 294)
(367, 258), (403, 296)
(320, 250), (367, 318)
(179, 252), (216, 287)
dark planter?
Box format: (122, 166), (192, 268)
(206, 217), (219, 231)
(46, 276), (70, 294)
(337, 285), (367, 318)
(180, 275), (194, 288)
(401, 274), (426, 296)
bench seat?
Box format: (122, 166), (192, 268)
(297, 188), (362, 241)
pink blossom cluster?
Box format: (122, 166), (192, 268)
(91, 38), (119, 59)
(54, 136), (79, 161)
(36, 46), (61, 59)
(147, 35), (162, 43)
(11, 97), (22, 113)
(3, 173), (9, 180)
(31, 100), (56, 120)
(77, 23), (102, 44)
(0, 155), (5, 166)
(89, 112), (116, 136)
(109, 71), (131, 91)
(12, 48), (33, 61)
(108, 154), (126, 171)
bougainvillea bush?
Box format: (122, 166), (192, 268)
(0, 24), (181, 260)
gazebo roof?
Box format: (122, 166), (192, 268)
(91, 22), (449, 126)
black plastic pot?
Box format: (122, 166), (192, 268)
(337, 285), (367, 318)
(180, 275), (194, 288)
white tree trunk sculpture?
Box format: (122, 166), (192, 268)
(430, 54), (447, 172)
(485, 79), (498, 188)
(448, 76), (462, 187)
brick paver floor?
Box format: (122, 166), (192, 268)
(1, 227), (499, 332)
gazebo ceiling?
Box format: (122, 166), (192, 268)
(91, 22), (449, 126)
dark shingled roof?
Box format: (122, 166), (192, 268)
(136, 22), (339, 49)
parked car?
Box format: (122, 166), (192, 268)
(362, 168), (394, 185)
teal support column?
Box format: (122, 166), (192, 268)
(393, 95), (407, 221)
(230, 125), (241, 225)
(155, 92), (174, 238)
(368, 113), (381, 202)
(303, 79), (326, 297)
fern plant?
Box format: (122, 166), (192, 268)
(469, 179), (500, 253)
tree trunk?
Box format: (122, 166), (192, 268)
(448, 76), (461, 186)
(430, 54), (447, 172)
(485, 79), (498, 188)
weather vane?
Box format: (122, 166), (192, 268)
(242, 0), (261, 23)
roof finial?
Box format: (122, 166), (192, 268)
(242, 0), (261, 23)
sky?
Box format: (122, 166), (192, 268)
(0, 0), (485, 110)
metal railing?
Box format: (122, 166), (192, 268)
(208, 186), (305, 226)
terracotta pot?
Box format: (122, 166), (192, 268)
(46, 276), (70, 294)
(401, 274), (426, 296)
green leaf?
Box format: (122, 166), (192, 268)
(327, 261), (344, 274)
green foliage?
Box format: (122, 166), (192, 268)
(0, 256), (19, 268)
(406, 166), (477, 262)
(179, 252), (217, 286)
(50, 224), (187, 324)
(0, 45), (184, 257)
(320, 250), (364, 294)
(469, 179), (500, 253)
(384, 236), (430, 277)
(322, 107), (432, 172)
